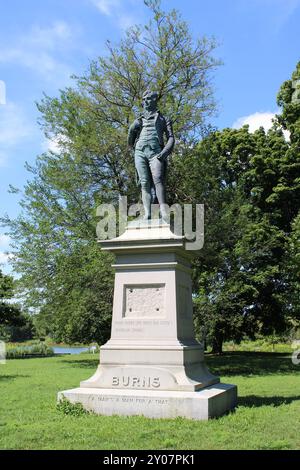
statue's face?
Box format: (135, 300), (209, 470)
(142, 93), (158, 112)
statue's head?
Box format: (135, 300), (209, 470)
(142, 90), (159, 111)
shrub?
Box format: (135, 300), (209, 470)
(56, 396), (90, 417)
(6, 341), (54, 359)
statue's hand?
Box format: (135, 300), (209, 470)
(156, 153), (163, 161)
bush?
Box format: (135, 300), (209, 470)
(6, 341), (54, 359)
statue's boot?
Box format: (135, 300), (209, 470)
(154, 182), (169, 222)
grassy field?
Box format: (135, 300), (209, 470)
(0, 350), (299, 450)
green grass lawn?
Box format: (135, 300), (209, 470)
(0, 351), (299, 450)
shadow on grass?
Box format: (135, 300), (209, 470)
(238, 394), (300, 408)
(0, 374), (30, 382)
(61, 359), (99, 369)
(206, 351), (298, 377)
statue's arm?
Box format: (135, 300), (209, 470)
(159, 117), (175, 160)
(128, 119), (140, 149)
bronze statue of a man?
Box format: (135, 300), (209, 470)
(128, 90), (175, 220)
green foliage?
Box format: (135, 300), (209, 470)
(281, 212), (300, 321)
(222, 337), (293, 353)
(33, 244), (114, 344)
(6, 341), (54, 359)
(0, 269), (14, 299)
(56, 396), (90, 417)
(0, 301), (25, 329)
(277, 61), (300, 141)
(188, 62), (300, 352)
(184, 126), (285, 351)
(2, 313), (36, 342)
(0, 269), (34, 341)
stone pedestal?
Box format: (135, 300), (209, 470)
(58, 220), (237, 419)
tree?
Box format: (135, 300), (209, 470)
(33, 244), (114, 344)
(0, 269), (31, 340)
(281, 213), (300, 324)
(188, 63), (300, 353)
(1, 0), (220, 344)
(276, 62), (300, 327)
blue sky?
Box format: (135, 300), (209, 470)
(0, 0), (299, 273)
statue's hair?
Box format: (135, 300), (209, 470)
(142, 90), (159, 101)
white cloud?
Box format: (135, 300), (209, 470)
(118, 13), (139, 30)
(42, 134), (71, 154)
(0, 251), (15, 275)
(46, 138), (61, 154)
(0, 252), (8, 264)
(0, 103), (32, 145)
(233, 111), (276, 133)
(93, 0), (120, 15)
(26, 21), (73, 49)
(0, 252), (10, 265)
(0, 80), (6, 105)
(232, 111), (290, 140)
(92, 0), (141, 30)
(0, 102), (34, 166)
(0, 235), (10, 248)
(0, 21), (75, 84)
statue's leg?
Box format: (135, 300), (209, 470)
(150, 155), (168, 221)
(150, 183), (157, 204)
(135, 149), (152, 219)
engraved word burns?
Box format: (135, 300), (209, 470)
(112, 376), (161, 388)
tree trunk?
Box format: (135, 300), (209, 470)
(211, 332), (223, 355)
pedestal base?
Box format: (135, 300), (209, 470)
(80, 341), (220, 392)
(58, 383), (237, 420)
